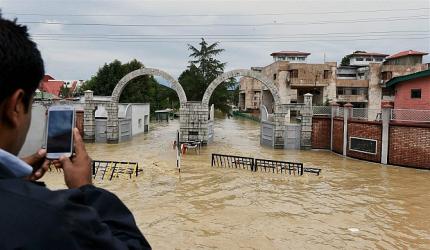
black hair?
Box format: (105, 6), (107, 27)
(0, 12), (45, 109)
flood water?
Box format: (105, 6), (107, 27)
(44, 116), (430, 249)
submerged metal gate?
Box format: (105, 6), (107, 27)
(284, 124), (301, 149)
(211, 153), (321, 176)
(92, 160), (142, 180)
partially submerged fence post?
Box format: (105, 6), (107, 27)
(343, 103), (353, 156)
(381, 102), (393, 164)
(330, 102), (339, 151)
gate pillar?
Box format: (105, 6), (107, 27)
(179, 101), (209, 143)
(300, 93), (313, 149)
(83, 90), (96, 142)
(106, 102), (119, 143)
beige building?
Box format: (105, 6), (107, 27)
(239, 50), (429, 112)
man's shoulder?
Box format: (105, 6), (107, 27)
(0, 178), (79, 211)
(0, 179), (81, 249)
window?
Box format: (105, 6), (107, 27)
(297, 57), (305, 61)
(273, 74), (277, 80)
(138, 119), (142, 128)
(337, 88), (344, 95)
(365, 58), (372, 61)
(289, 69), (298, 78)
(381, 71), (392, 80)
(287, 56), (296, 61)
(350, 137), (377, 154)
(411, 89), (421, 99)
(323, 70), (330, 79)
(375, 58), (383, 62)
(356, 58), (364, 61)
(351, 88), (358, 95)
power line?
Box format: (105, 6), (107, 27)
(33, 36), (430, 43)
(31, 33), (429, 40)
(31, 30), (430, 39)
(22, 15), (429, 27)
(5, 7), (430, 17)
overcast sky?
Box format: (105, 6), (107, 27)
(1, 0), (429, 81)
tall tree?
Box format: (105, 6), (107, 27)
(82, 59), (179, 112)
(179, 38), (234, 113)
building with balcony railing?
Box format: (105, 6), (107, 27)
(239, 49), (428, 113)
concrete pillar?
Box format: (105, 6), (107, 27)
(381, 102), (393, 164)
(301, 93), (313, 149)
(273, 104), (286, 149)
(330, 102), (339, 150)
(343, 103), (353, 156)
(106, 102), (119, 143)
(83, 90), (95, 142)
(179, 102), (209, 143)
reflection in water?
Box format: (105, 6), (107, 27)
(44, 117), (430, 249)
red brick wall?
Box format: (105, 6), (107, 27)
(389, 123), (430, 169)
(346, 121), (382, 163)
(75, 110), (84, 137)
(394, 75), (430, 110)
(332, 118), (344, 154)
(312, 116), (331, 149)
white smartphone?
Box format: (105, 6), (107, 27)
(45, 105), (75, 159)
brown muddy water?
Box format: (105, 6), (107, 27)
(43, 117), (430, 249)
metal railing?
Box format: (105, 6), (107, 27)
(351, 108), (368, 120)
(211, 153), (321, 176)
(92, 160), (141, 180)
(312, 106), (331, 116)
(391, 109), (430, 123)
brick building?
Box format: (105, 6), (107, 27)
(385, 69), (430, 110)
(39, 74), (64, 98)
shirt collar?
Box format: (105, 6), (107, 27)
(0, 148), (33, 178)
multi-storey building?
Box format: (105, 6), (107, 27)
(239, 50), (428, 113)
(239, 51), (337, 112)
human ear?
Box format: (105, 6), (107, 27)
(2, 89), (26, 128)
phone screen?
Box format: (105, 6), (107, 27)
(47, 110), (73, 153)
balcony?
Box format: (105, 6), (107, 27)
(336, 79), (369, 87)
(289, 78), (329, 87)
(337, 94), (368, 103)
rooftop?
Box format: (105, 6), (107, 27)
(39, 80), (64, 97)
(385, 69), (430, 88)
(386, 50), (428, 59)
(270, 51), (311, 57)
(349, 51), (389, 57)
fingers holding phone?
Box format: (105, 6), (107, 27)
(59, 128), (92, 189)
(45, 106), (92, 188)
(22, 148), (50, 181)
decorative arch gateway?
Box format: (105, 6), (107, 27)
(201, 69), (281, 107)
(179, 69), (288, 148)
(106, 67), (188, 143)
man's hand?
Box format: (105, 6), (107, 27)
(22, 149), (50, 181)
(58, 128), (93, 189)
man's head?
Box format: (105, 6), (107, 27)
(0, 13), (45, 155)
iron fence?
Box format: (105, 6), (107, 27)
(351, 108), (368, 120)
(211, 153), (321, 176)
(391, 109), (430, 123)
(312, 106), (331, 116)
(92, 160), (141, 180)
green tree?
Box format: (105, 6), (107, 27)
(340, 55), (351, 66)
(82, 59), (179, 112)
(179, 38), (233, 113)
(59, 85), (70, 98)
